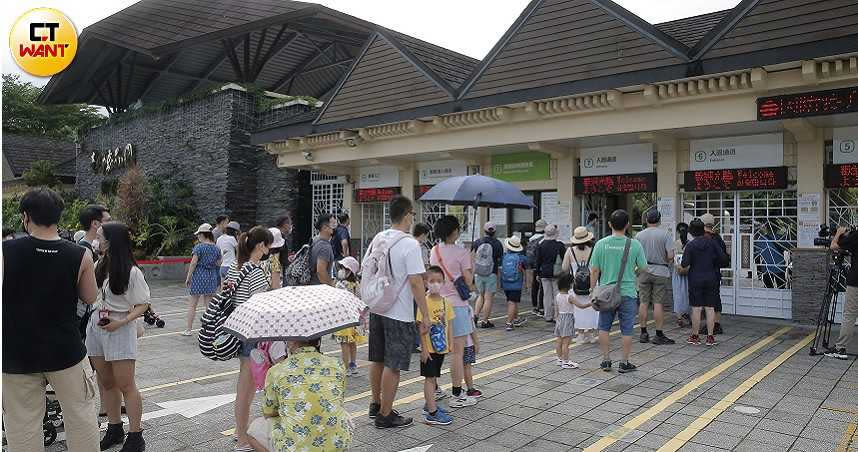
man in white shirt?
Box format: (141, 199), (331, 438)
(368, 195), (431, 429)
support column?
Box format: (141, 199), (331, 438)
(570, 149), (581, 227)
(642, 132), (678, 234)
(794, 131), (824, 224)
(399, 163), (415, 201)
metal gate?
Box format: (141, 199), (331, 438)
(310, 172), (344, 233)
(580, 193), (656, 239)
(681, 190), (796, 318)
(360, 202), (390, 256)
(419, 202), (471, 247)
(826, 188), (858, 324)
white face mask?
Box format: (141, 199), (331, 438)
(427, 282), (443, 294)
(92, 239), (101, 252)
(337, 269), (349, 280)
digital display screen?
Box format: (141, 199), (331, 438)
(824, 163), (858, 189)
(684, 167), (788, 191)
(757, 86), (858, 121)
(416, 185), (433, 197)
(355, 187), (400, 203)
(574, 173), (656, 194)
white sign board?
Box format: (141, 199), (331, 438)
(358, 165), (399, 189)
(657, 196), (675, 236)
(690, 133), (783, 170)
(579, 143), (654, 176)
(489, 208), (507, 226)
(834, 126), (858, 164)
(417, 160), (468, 185)
(798, 192), (821, 248)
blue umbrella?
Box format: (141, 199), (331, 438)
(418, 174), (536, 209)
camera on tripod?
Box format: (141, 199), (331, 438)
(810, 223), (852, 356)
(814, 224), (856, 250)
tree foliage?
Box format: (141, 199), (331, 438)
(22, 160), (61, 187)
(2, 73), (105, 140)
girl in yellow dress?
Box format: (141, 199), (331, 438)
(333, 256), (366, 376)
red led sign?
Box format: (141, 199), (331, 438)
(684, 167), (787, 192)
(574, 173), (656, 194)
(355, 187), (400, 203)
(416, 185), (433, 197)
(757, 86), (858, 121)
(824, 164), (858, 189)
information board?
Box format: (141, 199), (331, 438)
(574, 173), (656, 194)
(355, 187), (400, 203)
(757, 86), (858, 121)
(683, 167), (787, 192)
(824, 163), (858, 189)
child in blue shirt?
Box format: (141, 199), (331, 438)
(500, 235), (529, 331)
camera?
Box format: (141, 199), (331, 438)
(97, 317), (111, 326)
(813, 224), (856, 248)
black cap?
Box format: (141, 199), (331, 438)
(646, 209), (661, 224)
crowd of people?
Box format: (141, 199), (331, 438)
(6, 186), (856, 452)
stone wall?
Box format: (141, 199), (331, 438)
(791, 247), (830, 325)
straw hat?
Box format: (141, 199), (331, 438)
(534, 219), (547, 233)
(338, 256), (360, 275)
(570, 226), (594, 245)
(505, 235), (524, 252)
(193, 223), (213, 235)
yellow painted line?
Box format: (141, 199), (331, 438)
(139, 328), (200, 340)
(221, 319), (655, 435)
(657, 332), (814, 452)
(836, 415), (858, 452)
(583, 326), (792, 452)
(822, 406), (858, 415)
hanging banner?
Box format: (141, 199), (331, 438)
(358, 165), (399, 189)
(690, 133), (783, 170)
(579, 143), (654, 176)
(417, 160), (467, 185)
(491, 152), (550, 182)
(833, 126), (858, 164)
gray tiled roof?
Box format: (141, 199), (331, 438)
(2, 134), (76, 178)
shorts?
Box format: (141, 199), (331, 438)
(420, 353), (445, 378)
(85, 312), (138, 361)
(248, 417), (275, 451)
(689, 283), (720, 308)
(475, 274), (498, 294)
(638, 272), (671, 306)
(239, 341), (255, 358)
(463, 345), (476, 365)
(452, 306), (474, 337)
(598, 296), (637, 336)
(368, 313), (416, 371)
(504, 290), (522, 303)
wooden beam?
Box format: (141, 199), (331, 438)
(251, 25), (293, 80)
(271, 42), (335, 91)
(138, 52), (182, 100)
(251, 27), (269, 81)
(242, 33), (251, 81)
(223, 38), (244, 82)
(295, 31), (336, 64)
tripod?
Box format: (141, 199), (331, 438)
(809, 249), (853, 356)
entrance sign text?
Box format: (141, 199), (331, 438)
(91, 143), (135, 175)
(757, 86), (858, 121)
(684, 167), (788, 192)
(833, 126), (858, 164)
(579, 143), (653, 177)
(574, 173), (657, 194)
(491, 152), (550, 182)
(690, 133), (783, 171)
(824, 163), (858, 189)
(357, 165), (399, 189)
(417, 160), (467, 185)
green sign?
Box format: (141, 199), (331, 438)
(491, 152), (550, 181)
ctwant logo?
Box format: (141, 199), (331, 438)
(9, 8), (78, 76)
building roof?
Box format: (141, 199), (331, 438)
(655, 9), (731, 48)
(2, 134), (76, 178)
(38, 0), (477, 115)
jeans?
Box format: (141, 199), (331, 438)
(598, 296), (638, 336)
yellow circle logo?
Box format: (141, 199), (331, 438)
(9, 8), (78, 77)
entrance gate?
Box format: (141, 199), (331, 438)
(581, 193), (656, 239)
(360, 203), (390, 256)
(681, 191), (796, 319)
(310, 172), (345, 233)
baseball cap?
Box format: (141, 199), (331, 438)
(646, 210), (661, 224)
(534, 219), (547, 232)
(700, 213), (715, 226)
(227, 221), (240, 231)
(484, 222), (496, 232)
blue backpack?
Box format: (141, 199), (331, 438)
(502, 253), (523, 285)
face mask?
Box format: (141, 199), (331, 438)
(427, 282), (442, 294)
(337, 269), (349, 280)
(92, 239), (101, 252)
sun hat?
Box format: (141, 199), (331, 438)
(646, 209), (662, 224)
(227, 221), (241, 231)
(268, 227), (285, 248)
(700, 213), (715, 226)
(73, 230), (86, 243)
(570, 226), (594, 245)
(544, 224), (559, 239)
(194, 223), (213, 235)
(338, 256), (360, 275)
(484, 222), (497, 232)
(269, 341), (288, 362)
(505, 235), (524, 252)
(534, 219), (547, 233)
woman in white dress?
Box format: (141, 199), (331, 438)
(672, 222), (691, 327)
(562, 226), (599, 343)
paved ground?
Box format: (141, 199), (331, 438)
(42, 280), (858, 452)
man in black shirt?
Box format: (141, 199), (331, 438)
(830, 227), (858, 359)
(332, 212), (351, 261)
(2, 188), (100, 451)
(535, 224), (567, 323)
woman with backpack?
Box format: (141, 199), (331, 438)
(87, 222), (150, 452)
(429, 215), (479, 408)
(562, 226), (599, 343)
(223, 226), (273, 452)
(500, 235), (529, 331)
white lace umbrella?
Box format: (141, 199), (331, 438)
(222, 285), (367, 341)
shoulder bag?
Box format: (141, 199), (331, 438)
(433, 245), (472, 301)
(591, 239), (631, 312)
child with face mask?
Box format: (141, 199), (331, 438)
(332, 257), (366, 376)
(417, 266), (455, 425)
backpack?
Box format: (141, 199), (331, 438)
(525, 234), (543, 266)
(501, 253), (523, 284)
(474, 242), (495, 277)
(199, 264), (253, 361)
(360, 230), (411, 314)
(570, 247), (592, 296)
(552, 254), (564, 278)
(284, 243), (312, 286)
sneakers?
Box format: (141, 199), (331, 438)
(434, 388), (449, 400)
(505, 323), (514, 331)
(424, 408), (453, 425)
(466, 388), (482, 398)
(600, 360), (612, 372)
(556, 358), (564, 366)
(348, 362), (358, 376)
(181, 330), (193, 337)
(479, 320), (495, 329)
(561, 361), (579, 369)
(422, 405), (450, 415)
(651, 334), (675, 345)
(374, 411), (413, 429)
(705, 335), (718, 346)
(368, 402), (380, 418)
(618, 362), (637, 373)
(589, 335), (599, 344)
(640, 331), (650, 343)
(532, 308), (540, 316)
(513, 317), (527, 327)
(687, 334), (701, 345)
(714, 323), (724, 335)
(449, 395), (477, 408)
(825, 347), (848, 360)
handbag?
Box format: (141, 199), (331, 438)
(591, 238), (631, 312)
(433, 245), (472, 301)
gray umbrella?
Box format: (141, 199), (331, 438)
(418, 174), (536, 209)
